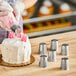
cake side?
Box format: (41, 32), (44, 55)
(1, 36), (31, 64)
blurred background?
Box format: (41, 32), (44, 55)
(22, 0), (76, 38)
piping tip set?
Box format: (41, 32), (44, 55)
(39, 39), (69, 70)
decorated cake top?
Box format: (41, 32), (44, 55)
(39, 6), (50, 14)
(2, 31), (28, 48)
(1, 30), (31, 65)
(60, 3), (71, 11)
(8, 31), (27, 42)
(2, 37), (27, 48)
(43, 0), (53, 7)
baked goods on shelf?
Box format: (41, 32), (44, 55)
(38, 6), (51, 17)
(23, 18), (72, 33)
(42, 0), (54, 15)
(59, 3), (72, 14)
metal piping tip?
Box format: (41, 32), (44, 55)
(51, 39), (58, 51)
(61, 57), (69, 70)
(48, 49), (57, 62)
(39, 43), (47, 55)
(61, 44), (69, 56)
(39, 55), (48, 68)
(11, 24), (20, 32)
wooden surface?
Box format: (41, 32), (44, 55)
(0, 31), (76, 76)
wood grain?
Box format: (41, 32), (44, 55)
(0, 31), (76, 76)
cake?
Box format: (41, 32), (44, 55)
(1, 33), (31, 64)
(22, 10), (29, 20)
(38, 6), (51, 17)
(59, 3), (72, 14)
(43, 0), (54, 15)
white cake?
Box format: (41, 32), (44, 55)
(1, 36), (31, 64)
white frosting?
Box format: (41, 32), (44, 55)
(39, 6), (50, 14)
(60, 3), (70, 11)
(43, 0), (53, 7)
(1, 36), (31, 64)
(22, 10), (28, 16)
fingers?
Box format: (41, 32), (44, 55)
(0, 21), (8, 30)
(0, 11), (8, 16)
(5, 27), (12, 32)
(0, 1), (13, 12)
(0, 21), (11, 31)
(0, 6), (12, 12)
(0, 21), (5, 29)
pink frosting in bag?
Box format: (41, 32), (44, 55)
(8, 32), (27, 42)
(21, 34), (27, 42)
(8, 32), (15, 38)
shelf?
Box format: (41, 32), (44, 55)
(23, 0), (76, 37)
(28, 25), (76, 38)
(23, 11), (76, 24)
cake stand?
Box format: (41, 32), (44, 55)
(0, 54), (35, 67)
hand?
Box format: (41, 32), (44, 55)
(0, 1), (13, 13)
(0, 1), (13, 31)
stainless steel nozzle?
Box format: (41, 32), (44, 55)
(39, 43), (47, 55)
(39, 55), (48, 68)
(48, 49), (57, 62)
(51, 39), (58, 51)
(61, 57), (69, 70)
(61, 44), (69, 56)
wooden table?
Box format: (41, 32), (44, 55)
(0, 31), (76, 76)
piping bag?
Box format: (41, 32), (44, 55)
(9, 24), (27, 42)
